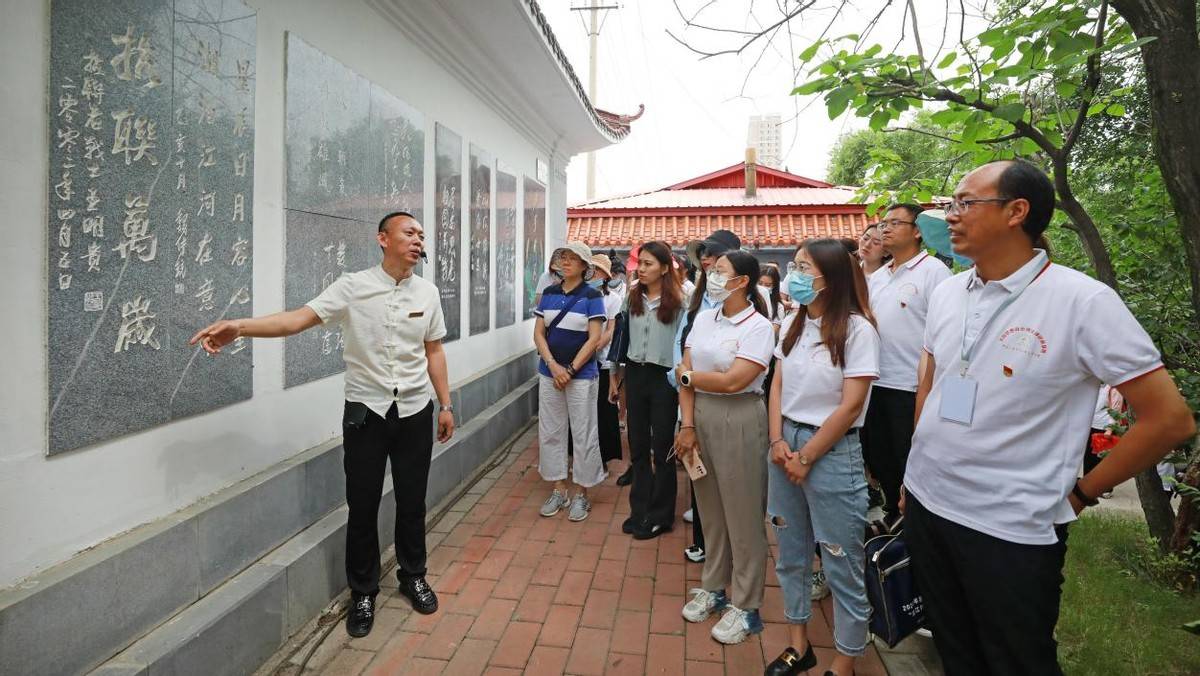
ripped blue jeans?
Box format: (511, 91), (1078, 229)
(767, 419), (870, 656)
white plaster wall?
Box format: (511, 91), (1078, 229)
(0, 0), (571, 588)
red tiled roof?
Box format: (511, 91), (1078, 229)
(567, 211), (871, 248)
(571, 186), (861, 210)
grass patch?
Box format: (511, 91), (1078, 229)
(1058, 512), (1200, 675)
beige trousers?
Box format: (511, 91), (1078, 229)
(692, 392), (769, 610)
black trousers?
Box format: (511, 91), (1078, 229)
(862, 386), (916, 517)
(905, 493), (1068, 676)
(625, 362), (678, 527)
(690, 481), (704, 549)
(343, 400), (434, 597)
(598, 368), (623, 464)
(1083, 427), (1104, 475)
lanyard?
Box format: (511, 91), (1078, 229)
(959, 259), (1051, 375)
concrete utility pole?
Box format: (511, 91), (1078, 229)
(570, 2), (619, 201)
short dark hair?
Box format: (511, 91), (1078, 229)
(886, 203), (924, 220)
(378, 211), (416, 232)
(992, 159), (1055, 242)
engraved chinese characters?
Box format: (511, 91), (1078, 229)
(495, 168), (518, 329)
(523, 177), (547, 320)
(435, 124), (463, 343)
(283, 34), (425, 387)
(47, 0), (256, 454)
(468, 145), (492, 336)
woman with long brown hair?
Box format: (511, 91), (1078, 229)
(612, 241), (686, 539)
(764, 239), (880, 676)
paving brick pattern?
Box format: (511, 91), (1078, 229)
(275, 439), (896, 675)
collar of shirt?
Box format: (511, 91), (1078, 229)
(966, 249), (1049, 293)
(715, 303), (756, 326)
(370, 264), (415, 288)
(886, 250), (930, 276)
(642, 291), (661, 310)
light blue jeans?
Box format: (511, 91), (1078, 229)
(767, 419), (870, 656)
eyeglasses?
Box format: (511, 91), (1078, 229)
(939, 196), (1013, 216)
(878, 219), (916, 231)
(795, 262), (816, 273)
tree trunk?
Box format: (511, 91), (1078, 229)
(1111, 0), (1200, 338)
(1105, 0), (1199, 549)
(1136, 467), (1178, 553)
(1051, 157), (1119, 288)
(1170, 452), (1200, 564)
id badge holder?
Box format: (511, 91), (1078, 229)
(939, 362), (978, 426)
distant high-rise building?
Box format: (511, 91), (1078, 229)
(747, 114), (783, 169)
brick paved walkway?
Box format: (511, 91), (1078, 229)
(271, 431), (895, 675)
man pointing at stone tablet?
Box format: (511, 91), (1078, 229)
(190, 211), (454, 638)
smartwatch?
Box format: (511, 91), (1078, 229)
(679, 371), (693, 387)
(1072, 482), (1099, 507)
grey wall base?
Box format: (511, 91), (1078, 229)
(0, 352), (537, 676)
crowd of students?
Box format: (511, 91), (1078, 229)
(530, 159), (1195, 676)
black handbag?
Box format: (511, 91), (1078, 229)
(864, 519), (926, 648)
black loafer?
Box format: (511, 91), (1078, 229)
(398, 575), (439, 614)
(616, 469), (633, 487)
(346, 593), (375, 638)
(622, 516), (642, 534)
(764, 644), (816, 676)
(633, 522), (672, 540)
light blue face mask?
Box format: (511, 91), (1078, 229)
(786, 272), (823, 305)
(587, 278), (604, 290)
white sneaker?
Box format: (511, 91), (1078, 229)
(916, 628), (933, 638)
(681, 588), (726, 623)
(539, 490), (569, 517)
(683, 508), (694, 523)
(710, 606), (762, 645)
(810, 569), (830, 601)
(684, 545), (705, 563)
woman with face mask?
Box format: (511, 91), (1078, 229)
(673, 250), (776, 646)
(764, 239), (880, 676)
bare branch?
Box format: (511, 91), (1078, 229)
(882, 126), (1022, 144)
(665, 0), (819, 59)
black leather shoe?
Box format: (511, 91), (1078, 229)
(398, 575), (439, 614)
(633, 522), (672, 540)
(622, 516), (642, 534)
(764, 644), (816, 676)
(616, 469), (633, 486)
(346, 593), (375, 638)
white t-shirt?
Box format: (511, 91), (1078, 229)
(774, 313), (880, 427)
(598, 290), (624, 370)
(868, 252), (952, 391)
(906, 254), (1162, 545)
(307, 266), (447, 419)
(685, 304), (776, 394)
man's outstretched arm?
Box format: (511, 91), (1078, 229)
(190, 307), (322, 354)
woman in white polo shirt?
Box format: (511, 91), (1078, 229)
(763, 239), (880, 676)
(674, 250), (775, 646)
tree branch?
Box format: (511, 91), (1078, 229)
(882, 126), (1023, 144)
(664, 0), (819, 60)
(1062, 0), (1109, 156)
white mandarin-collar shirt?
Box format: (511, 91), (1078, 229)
(307, 265), (446, 418)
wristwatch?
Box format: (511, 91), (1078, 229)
(1072, 481), (1098, 507)
(439, 403), (454, 414)
(679, 371), (694, 387)
(798, 454), (810, 466)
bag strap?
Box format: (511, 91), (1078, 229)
(545, 286), (589, 334)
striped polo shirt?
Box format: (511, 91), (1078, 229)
(535, 282), (607, 379)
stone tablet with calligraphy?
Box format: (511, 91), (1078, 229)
(522, 177), (546, 320)
(282, 34), (427, 388)
(435, 124), (462, 343)
(495, 168), (518, 329)
(47, 0), (256, 454)
(468, 145), (492, 336)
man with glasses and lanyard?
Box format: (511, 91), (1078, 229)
(902, 160), (1194, 674)
(863, 203), (952, 521)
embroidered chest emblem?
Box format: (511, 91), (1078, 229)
(998, 326), (1047, 357)
(897, 282), (919, 308)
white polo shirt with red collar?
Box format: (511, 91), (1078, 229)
(905, 250), (1162, 544)
(686, 304), (776, 395)
(868, 251), (952, 391)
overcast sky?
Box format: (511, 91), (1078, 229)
(541, 1), (989, 206)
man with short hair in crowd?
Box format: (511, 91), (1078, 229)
(190, 212), (455, 638)
(903, 160), (1195, 674)
(863, 203), (952, 520)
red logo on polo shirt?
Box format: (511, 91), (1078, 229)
(998, 326), (1048, 357)
(898, 282), (918, 308)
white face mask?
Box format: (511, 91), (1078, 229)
(705, 271), (734, 303)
